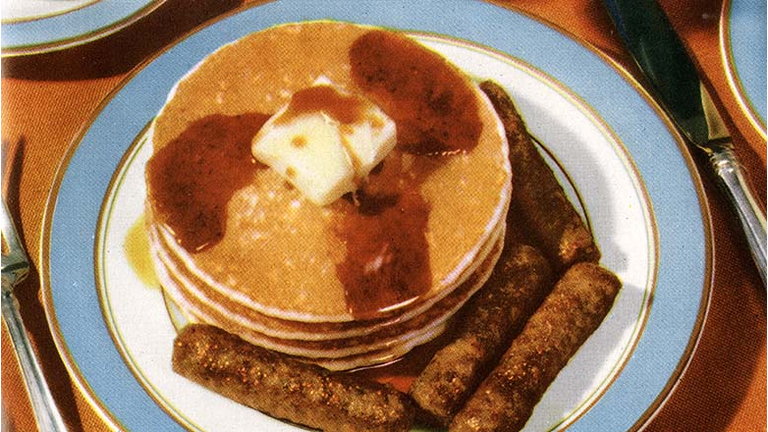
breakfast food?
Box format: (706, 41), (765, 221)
(479, 81), (601, 271)
(449, 262), (622, 432)
(173, 324), (416, 432)
(409, 244), (553, 426)
(145, 21), (512, 370)
(142, 16), (626, 431)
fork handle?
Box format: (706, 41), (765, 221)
(1, 290), (68, 431)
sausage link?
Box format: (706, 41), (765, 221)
(450, 262), (621, 432)
(172, 324), (415, 432)
(480, 80), (601, 271)
(409, 244), (552, 426)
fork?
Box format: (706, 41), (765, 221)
(1, 199), (68, 431)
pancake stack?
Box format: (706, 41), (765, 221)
(145, 21), (512, 370)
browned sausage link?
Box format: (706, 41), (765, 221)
(409, 244), (553, 426)
(449, 262), (621, 432)
(172, 324), (415, 432)
(479, 80), (601, 271)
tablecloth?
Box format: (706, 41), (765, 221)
(2, 0), (765, 431)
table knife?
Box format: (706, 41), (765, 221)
(605, 0), (767, 285)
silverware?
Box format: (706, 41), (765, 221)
(605, 0), (767, 285)
(1, 199), (68, 431)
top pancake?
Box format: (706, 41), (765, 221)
(147, 21), (511, 321)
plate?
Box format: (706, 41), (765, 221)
(41, 2), (711, 431)
(720, 0), (767, 134)
(1, 0), (165, 56)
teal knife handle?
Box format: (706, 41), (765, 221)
(604, 0), (708, 144)
(709, 145), (767, 286)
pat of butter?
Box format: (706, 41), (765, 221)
(252, 114), (356, 205)
(252, 85), (396, 206)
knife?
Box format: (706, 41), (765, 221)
(604, 0), (767, 286)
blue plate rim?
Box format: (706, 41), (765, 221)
(719, 0), (767, 136)
(40, 1), (713, 431)
(1, 0), (166, 56)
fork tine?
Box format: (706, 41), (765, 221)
(1, 198), (29, 278)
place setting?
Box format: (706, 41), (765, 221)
(1, 1), (764, 431)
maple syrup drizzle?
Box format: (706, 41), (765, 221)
(349, 29), (482, 155)
(146, 113), (270, 252)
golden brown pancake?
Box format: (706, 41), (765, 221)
(145, 21), (511, 369)
(151, 222), (504, 370)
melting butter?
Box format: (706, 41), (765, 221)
(251, 83), (396, 206)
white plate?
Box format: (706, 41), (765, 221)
(42, 2), (711, 431)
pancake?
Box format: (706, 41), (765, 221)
(152, 223), (504, 370)
(150, 216), (504, 340)
(145, 21), (511, 369)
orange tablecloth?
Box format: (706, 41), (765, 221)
(2, 1), (765, 431)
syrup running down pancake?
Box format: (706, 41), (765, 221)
(145, 21), (511, 370)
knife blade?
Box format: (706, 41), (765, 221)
(605, 0), (767, 286)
